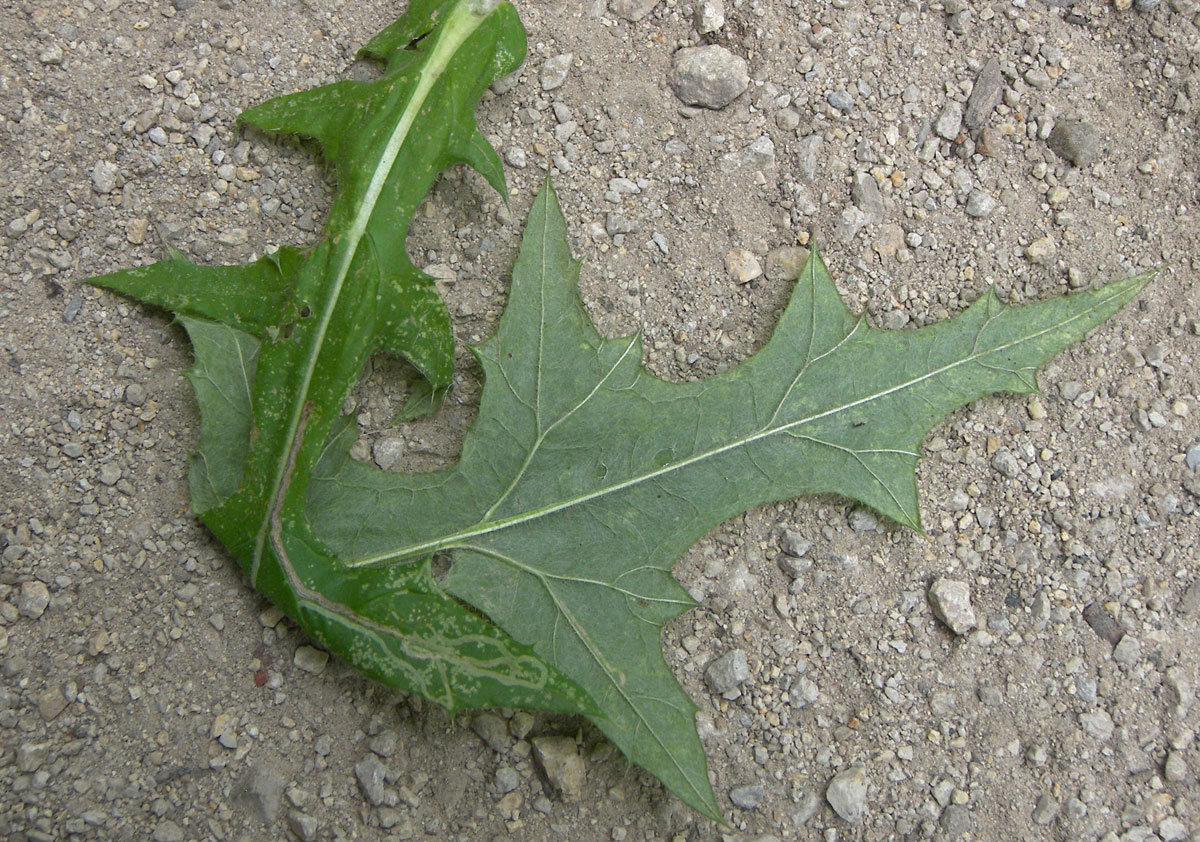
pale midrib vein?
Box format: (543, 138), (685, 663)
(250, 1), (491, 583)
(345, 283), (1132, 570)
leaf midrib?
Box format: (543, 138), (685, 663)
(250, 1), (495, 583)
(344, 278), (1137, 571)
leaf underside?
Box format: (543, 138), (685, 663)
(81, 1), (1152, 826)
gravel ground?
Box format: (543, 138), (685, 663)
(2, 0), (1199, 840)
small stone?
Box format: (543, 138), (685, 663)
(935, 100), (964, 140)
(796, 135), (822, 181)
(851, 172), (884, 224)
(495, 766), (520, 794)
(355, 754), (388, 805)
(965, 59), (1004, 133)
(218, 228), (249, 246)
(367, 731), (397, 758)
(293, 645), (329, 675)
(730, 784), (765, 810)
(532, 736), (586, 798)
(694, 0), (725, 33)
(124, 383), (147, 406)
(827, 89), (854, 112)
(98, 462), (122, 486)
(872, 224), (905, 260)
(725, 249), (762, 284)
(1032, 793), (1059, 825)
(1112, 634), (1141, 664)
(991, 449), (1019, 478)
(287, 812), (319, 842)
(1082, 602), (1123, 645)
(825, 766), (867, 823)
(722, 136), (775, 171)
(605, 212), (635, 236)
(669, 45), (749, 109)
(1165, 750), (1188, 782)
(471, 712), (513, 753)
(941, 804), (971, 837)
(540, 54), (573, 91)
(610, 0), (660, 20)
(19, 581), (50, 619)
(39, 44), (64, 65)
(373, 437), (405, 471)
(1025, 236), (1056, 266)
(92, 160), (119, 194)
(965, 190), (997, 218)
(37, 688), (68, 721)
(928, 578), (977, 635)
(764, 246), (809, 281)
(1159, 817), (1188, 842)
(17, 742), (49, 772)
(240, 764), (285, 824)
(705, 649), (751, 695)
(1047, 119), (1100, 166)
(152, 820), (185, 842)
(834, 207), (867, 242)
(779, 529), (811, 559)
(1080, 709), (1114, 741)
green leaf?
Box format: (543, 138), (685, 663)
(309, 181), (1151, 821)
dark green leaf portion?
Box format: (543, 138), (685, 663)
(309, 181), (1150, 821)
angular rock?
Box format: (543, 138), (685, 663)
(91, 160), (118, 194)
(965, 190), (997, 219)
(669, 46), (748, 109)
(694, 0), (725, 32)
(928, 578), (977, 635)
(1080, 709), (1114, 741)
(722, 136), (775, 171)
(540, 53), (573, 91)
(532, 736), (586, 798)
(239, 763), (286, 824)
(293, 645), (329, 675)
(826, 766), (868, 823)
(705, 649), (751, 695)
(935, 100), (964, 141)
(470, 712), (513, 753)
(851, 172), (884, 224)
(965, 60), (1004, 133)
(730, 783), (765, 810)
(725, 249), (762, 284)
(152, 820), (185, 842)
(287, 811), (319, 842)
(1112, 634), (1141, 664)
(1047, 119), (1100, 166)
(1082, 602), (1123, 645)
(764, 247), (809, 282)
(355, 754), (388, 805)
(1025, 236), (1056, 266)
(18, 581), (50, 619)
(610, 0), (660, 20)
(796, 135), (822, 181)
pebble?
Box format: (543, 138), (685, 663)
(825, 765), (868, 823)
(496, 765), (520, 793)
(1080, 709), (1114, 741)
(471, 712), (512, 753)
(725, 249), (762, 284)
(729, 783), (765, 810)
(941, 803), (971, 837)
(965, 59), (1004, 133)
(532, 736), (586, 798)
(1159, 817), (1188, 842)
(851, 173), (884, 224)
(928, 578), (977, 635)
(91, 160), (118, 194)
(293, 645), (329, 674)
(764, 247), (809, 282)
(834, 207), (867, 242)
(722, 136), (775, 171)
(287, 812), (319, 842)
(610, 0), (660, 20)
(705, 649), (751, 695)
(965, 190), (997, 218)
(1025, 236), (1057, 265)
(98, 462), (122, 486)
(39, 43), (64, 65)
(1032, 793), (1059, 825)
(827, 89), (854, 112)
(1047, 119), (1100, 166)
(1186, 445), (1200, 471)
(19, 581), (50, 619)
(540, 54), (573, 91)
(1165, 750), (1188, 782)
(504, 147), (527, 168)
(1112, 634), (1141, 665)
(152, 820), (185, 842)
(37, 688), (68, 721)
(694, 0), (725, 33)
(1083, 602), (1123, 645)
(669, 46), (749, 109)
(240, 764), (285, 824)
(796, 135), (822, 181)
(355, 754), (388, 805)
(373, 437), (405, 471)
(935, 101), (964, 141)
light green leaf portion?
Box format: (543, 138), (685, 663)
(309, 181), (1150, 821)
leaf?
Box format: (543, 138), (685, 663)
(309, 181), (1151, 821)
(85, 2), (599, 717)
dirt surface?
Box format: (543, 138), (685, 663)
(2, 0), (1199, 840)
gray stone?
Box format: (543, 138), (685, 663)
(935, 100), (964, 140)
(98, 462), (122, 486)
(605, 212), (636, 236)
(16, 742), (49, 772)
(694, 0), (724, 32)
(1165, 750), (1188, 782)
(471, 712), (512, 753)
(723, 136), (775, 171)
(610, 0), (660, 20)
(1032, 793), (1059, 825)
(287, 812), (318, 842)
(91, 160), (118, 194)
(496, 765), (519, 793)
(1158, 817), (1188, 842)
(851, 173), (884, 224)
(239, 764), (285, 824)
(540, 54), (572, 91)
(764, 247), (809, 282)
(670, 46), (748, 109)
(18, 581), (50, 619)
(1185, 444), (1200, 471)
(1047, 119), (1100, 166)
(827, 89), (854, 112)
(965, 190), (997, 218)
(826, 766), (867, 823)
(355, 754), (388, 805)
(796, 135), (822, 181)
(1112, 634), (1141, 664)
(152, 820), (185, 842)
(779, 529), (811, 559)
(725, 249), (762, 285)
(532, 736), (586, 798)
(1083, 602), (1123, 645)
(1025, 236), (1056, 266)
(705, 649), (751, 695)
(373, 437), (405, 471)
(1080, 709), (1114, 741)
(940, 804), (971, 838)
(991, 449), (1019, 478)
(293, 645), (329, 675)
(834, 207), (867, 242)
(928, 578), (977, 635)
(730, 783), (765, 810)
